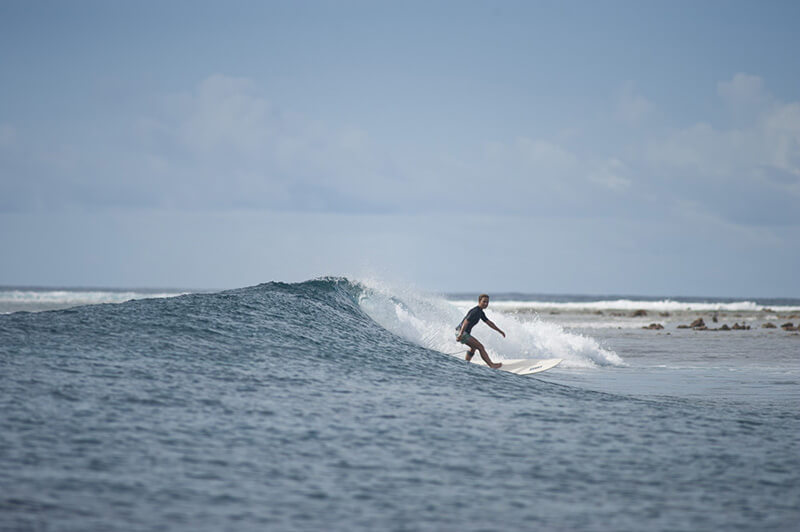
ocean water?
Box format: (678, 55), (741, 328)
(1, 279), (798, 531)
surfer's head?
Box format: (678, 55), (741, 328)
(478, 294), (489, 308)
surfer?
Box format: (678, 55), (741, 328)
(456, 294), (505, 369)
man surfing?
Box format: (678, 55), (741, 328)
(456, 294), (505, 369)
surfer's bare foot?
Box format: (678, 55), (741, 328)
(491, 362), (502, 369)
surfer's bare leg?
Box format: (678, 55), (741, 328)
(464, 337), (501, 369)
(465, 347), (476, 361)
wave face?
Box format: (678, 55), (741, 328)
(0, 277), (467, 402)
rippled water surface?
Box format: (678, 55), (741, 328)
(1, 280), (798, 531)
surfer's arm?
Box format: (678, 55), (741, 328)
(486, 319), (506, 338)
(457, 320), (468, 339)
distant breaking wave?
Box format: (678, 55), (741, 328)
(449, 299), (800, 313)
(0, 289), (186, 313)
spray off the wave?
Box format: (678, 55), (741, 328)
(356, 279), (624, 368)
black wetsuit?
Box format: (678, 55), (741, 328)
(457, 306), (488, 334)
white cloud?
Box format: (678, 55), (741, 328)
(588, 158), (631, 190)
(2, 73), (795, 227)
(646, 122), (734, 175)
(717, 73), (769, 111)
(177, 75), (272, 155)
(760, 102), (800, 182)
(482, 137), (581, 183)
(470, 137), (641, 217)
(616, 82), (655, 126)
(672, 198), (784, 248)
(640, 75), (800, 225)
(137, 75), (400, 211)
(646, 75), (799, 183)
(515, 138), (579, 171)
(475, 137), (586, 210)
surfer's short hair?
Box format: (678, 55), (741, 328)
(478, 294), (489, 302)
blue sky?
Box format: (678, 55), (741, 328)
(1, 1), (798, 296)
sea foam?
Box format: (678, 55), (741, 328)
(357, 279), (623, 368)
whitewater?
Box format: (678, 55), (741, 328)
(1, 278), (798, 531)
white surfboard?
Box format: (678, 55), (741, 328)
(469, 357), (562, 376)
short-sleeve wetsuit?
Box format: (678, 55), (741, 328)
(456, 306), (488, 343)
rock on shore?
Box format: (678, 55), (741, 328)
(673, 317), (754, 331)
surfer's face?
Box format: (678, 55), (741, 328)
(479, 296), (489, 308)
